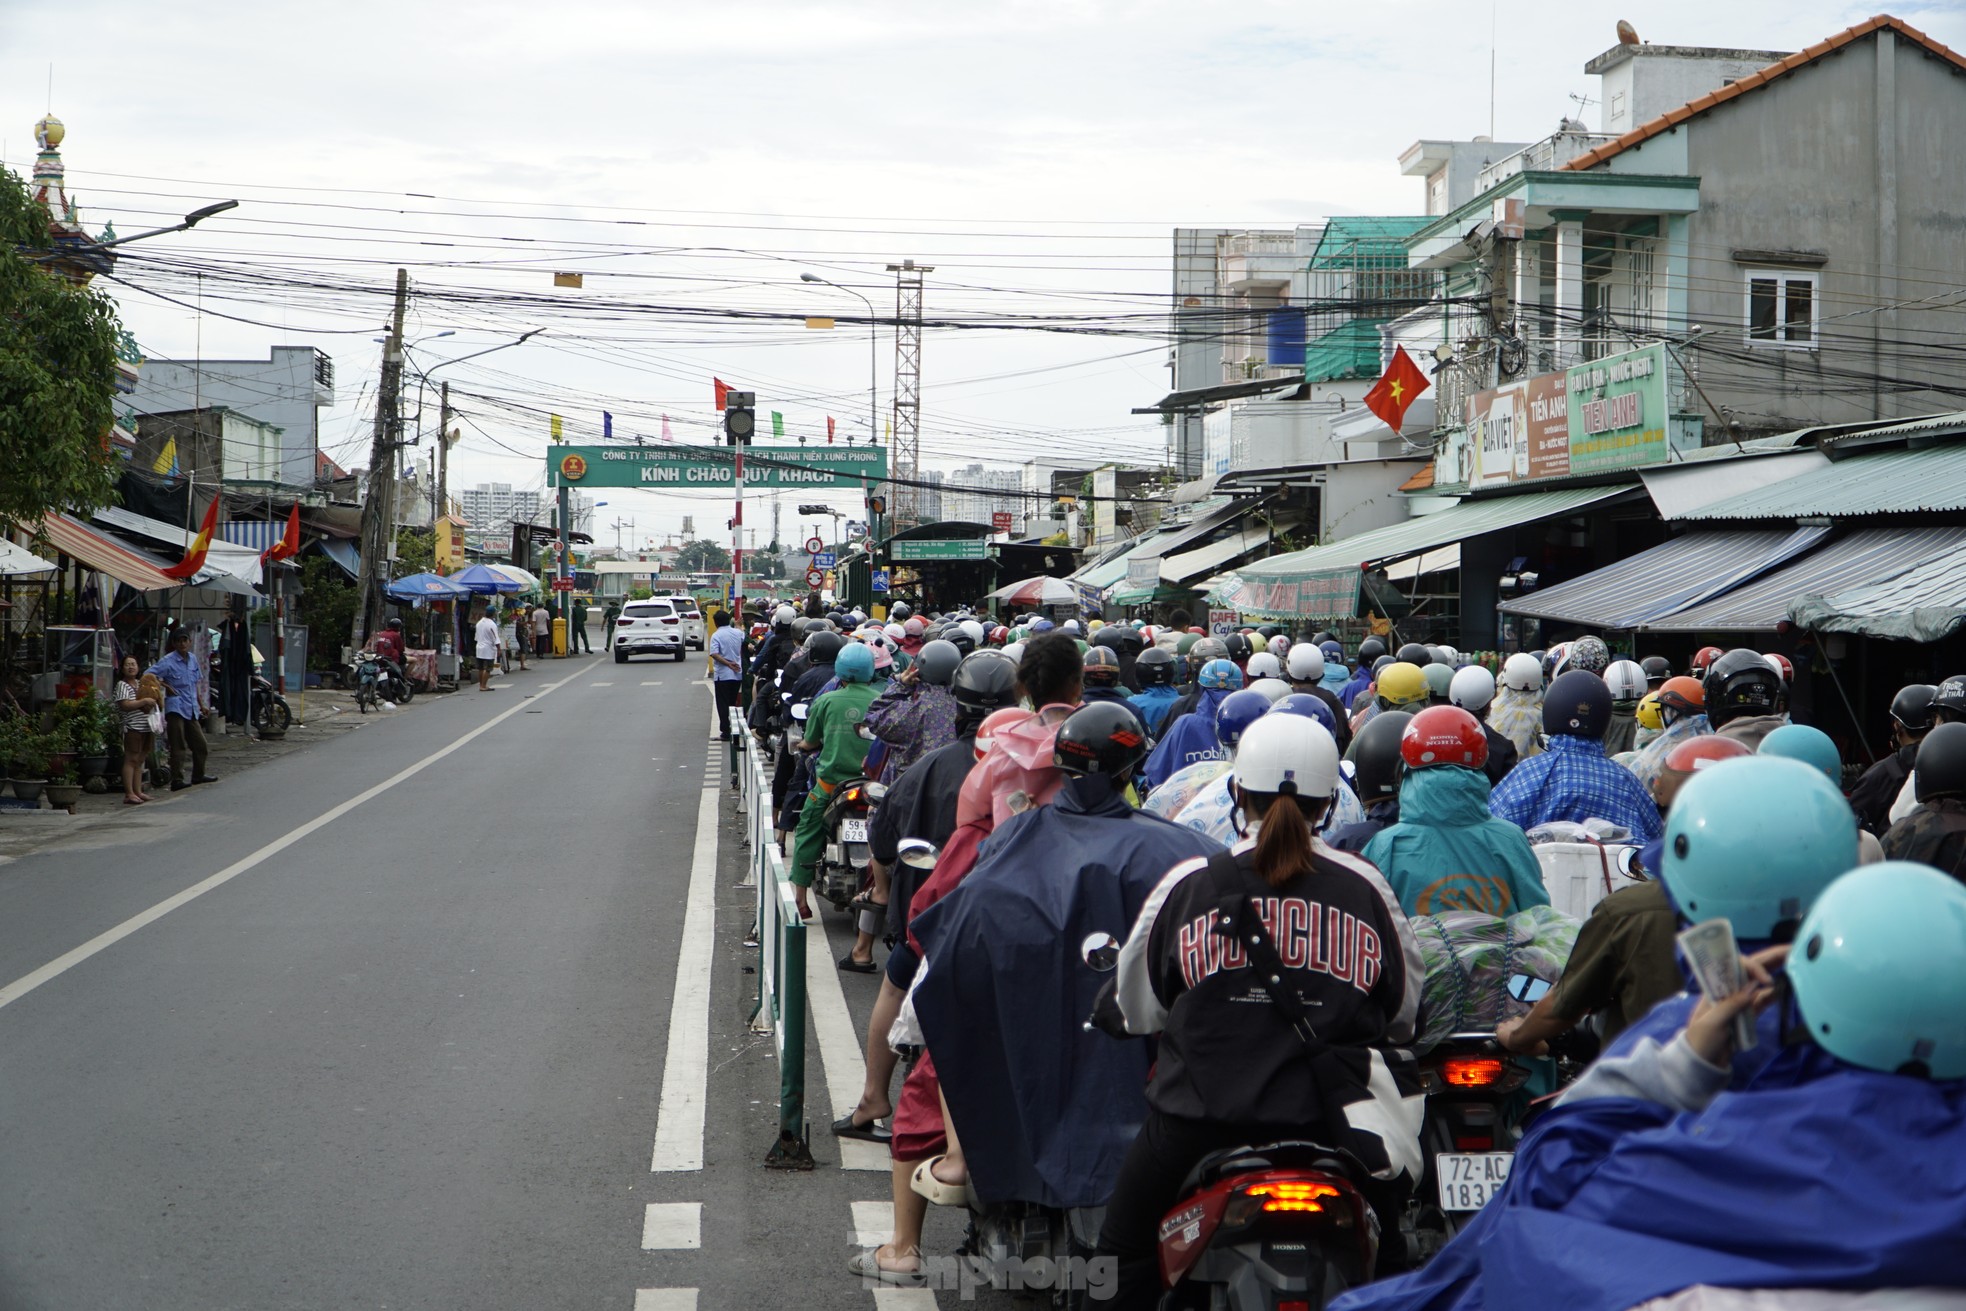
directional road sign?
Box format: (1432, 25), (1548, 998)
(812, 552), (836, 569)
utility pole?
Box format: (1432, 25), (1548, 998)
(353, 267), (409, 651)
(434, 381), (452, 539)
(887, 260), (932, 529)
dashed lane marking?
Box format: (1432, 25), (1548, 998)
(590, 681), (615, 687)
(850, 1200), (893, 1249)
(872, 1290), (938, 1309)
(806, 903), (887, 1172)
(632, 1290), (698, 1311)
(640, 1202), (702, 1250)
(649, 779), (720, 1173)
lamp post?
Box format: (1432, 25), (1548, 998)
(800, 272), (884, 607)
(403, 328), (545, 538)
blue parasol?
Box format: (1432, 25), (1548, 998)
(445, 563), (523, 594)
(386, 572), (470, 600)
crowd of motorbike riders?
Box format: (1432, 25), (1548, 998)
(736, 600), (1966, 1311)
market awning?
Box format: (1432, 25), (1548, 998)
(1131, 375), (1307, 414)
(1670, 442), (1966, 520)
(0, 539), (57, 577)
(1160, 515), (1305, 587)
(34, 515), (183, 591)
(1109, 581), (1200, 607)
(1790, 540), (1966, 643)
(92, 505), (263, 588)
(1645, 526), (1966, 632)
(1639, 450), (1829, 519)
(318, 539), (361, 580)
(1382, 544), (1458, 582)
(1499, 527), (1830, 628)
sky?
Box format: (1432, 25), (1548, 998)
(7, 0), (1962, 551)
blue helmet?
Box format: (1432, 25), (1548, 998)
(1198, 658), (1244, 691)
(1214, 689), (1272, 751)
(1271, 692), (1337, 736)
(1661, 756), (1858, 939)
(835, 643), (877, 683)
(1788, 863), (1966, 1079)
(1030, 618), (1056, 634)
(1318, 640), (1345, 666)
(1758, 723), (1843, 784)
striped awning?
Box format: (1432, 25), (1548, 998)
(1644, 526), (1966, 632)
(34, 514), (182, 591)
(1500, 527), (1829, 629)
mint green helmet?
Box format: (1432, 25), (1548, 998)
(1758, 723), (1842, 785)
(1789, 863), (1966, 1078)
(1660, 756), (1858, 939)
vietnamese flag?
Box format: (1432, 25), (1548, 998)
(1364, 345), (1431, 436)
(713, 378), (730, 411)
(261, 504), (301, 564)
(827, 416), (836, 444)
(161, 493), (221, 580)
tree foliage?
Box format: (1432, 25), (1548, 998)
(0, 168), (123, 526)
(298, 554), (356, 670)
(676, 539), (731, 573)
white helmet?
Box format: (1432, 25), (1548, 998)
(1502, 652), (1544, 692)
(884, 622), (906, 641)
(1248, 677), (1293, 705)
(1449, 665), (1496, 713)
(1286, 643), (1326, 682)
(959, 619), (986, 646)
(1437, 644), (1460, 666)
(1267, 633), (1292, 655)
(1002, 640), (1027, 665)
(773, 604), (797, 626)
(1060, 619), (1081, 636)
(1246, 651), (1283, 680)
(1604, 659), (1648, 704)
(1232, 713), (1338, 800)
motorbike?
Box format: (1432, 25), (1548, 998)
(817, 761), (884, 914)
(350, 651), (414, 713)
(251, 671), (292, 735)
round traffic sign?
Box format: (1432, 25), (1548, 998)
(804, 568), (825, 587)
(805, 536), (824, 554)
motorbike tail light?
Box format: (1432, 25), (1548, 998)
(1455, 1134), (1494, 1151)
(1221, 1172), (1353, 1230)
(1244, 1181), (1339, 1213)
(841, 787), (863, 805)
(1439, 1057), (1507, 1088)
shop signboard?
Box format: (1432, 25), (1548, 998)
(891, 538), (988, 561)
(548, 444), (886, 489)
(1460, 343), (1667, 485)
(1125, 555), (1160, 587)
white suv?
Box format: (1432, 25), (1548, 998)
(654, 593), (707, 649)
(613, 599), (687, 663)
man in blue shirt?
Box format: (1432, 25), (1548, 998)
(146, 627), (217, 791)
(1490, 670), (1662, 843)
(707, 610), (746, 746)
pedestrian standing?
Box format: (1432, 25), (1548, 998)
(474, 605), (501, 691)
(533, 602), (552, 658)
(146, 628), (217, 791)
(708, 609), (744, 744)
(571, 596), (592, 654)
(113, 655), (158, 804)
(603, 599), (621, 651)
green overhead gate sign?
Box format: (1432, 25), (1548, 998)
(549, 444), (887, 489)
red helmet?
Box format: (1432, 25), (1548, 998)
(989, 625), (1010, 646)
(1188, 626), (1205, 636)
(1664, 735), (1752, 774)
(1656, 675), (1706, 717)
(1764, 652), (1794, 684)
(1691, 646), (1725, 675)
(1399, 705), (1489, 770)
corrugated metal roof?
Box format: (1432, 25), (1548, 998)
(1160, 516), (1306, 586)
(1673, 443), (1966, 520)
(1237, 486), (1632, 584)
(1640, 450), (1828, 519)
(1822, 408), (1966, 448)
(1645, 527), (1966, 632)
(1499, 527), (1828, 628)
(1790, 542), (1966, 643)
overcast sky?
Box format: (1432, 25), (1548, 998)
(7, 0), (1959, 549)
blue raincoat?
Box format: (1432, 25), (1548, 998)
(1128, 684), (1182, 736)
(1361, 766), (1550, 916)
(1140, 687), (1235, 790)
(908, 777), (1223, 1208)
(1321, 664), (1354, 698)
(1340, 666), (1374, 709)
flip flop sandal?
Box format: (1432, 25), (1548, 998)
(846, 1249), (924, 1286)
(837, 955), (879, 974)
(909, 1155), (971, 1208)
(847, 890), (888, 913)
(830, 1112), (891, 1143)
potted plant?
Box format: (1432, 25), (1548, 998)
(10, 731), (54, 804)
(0, 717), (23, 798)
(44, 756), (83, 810)
(51, 695), (114, 782)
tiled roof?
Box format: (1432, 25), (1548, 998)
(1397, 463), (1436, 493)
(1564, 15), (1966, 172)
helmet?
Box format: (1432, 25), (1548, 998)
(1053, 702), (1151, 779)
(1113, 626), (1145, 656)
(1395, 642), (1431, 667)
(1400, 705), (1489, 770)
(903, 617), (926, 637)
(1199, 658), (1243, 691)
(1759, 723), (1842, 785)
(990, 625), (1010, 646)
(1788, 863), (1966, 1079)
(1660, 756), (1857, 938)
(1639, 655), (1672, 687)
(1449, 665), (1496, 714)
(1635, 692), (1666, 732)
(1286, 644), (1326, 682)
(1267, 634), (1292, 655)
(1566, 635), (1611, 675)
(1223, 632), (1253, 662)
(1437, 644), (1460, 666)
(1656, 675), (1706, 719)
(804, 630), (844, 663)
(1663, 734), (1752, 774)
(1423, 645), (1448, 667)
(1090, 626), (1119, 650)
(1501, 653), (1544, 692)
(914, 639), (962, 686)
(1255, 625), (1280, 640)
(1915, 722), (1966, 801)
(952, 650), (1020, 716)
(1604, 659), (1648, 705)
(773, 604), (797, 629)
(1376, 662), (1428, 710)
(1191, 637), (1227, 665)
(387, 618), (404, 631)
(835, 643), (876, 683)
(1246, 652), (1283, 680)
(1420, 663), (1454, 703)
(1357, 637), (1388, 663)
(865, 635), (896, 671)
(883, 623), (907, 643)
(1542, 643), (1570, 683)
(890, 602), (912, 621)
(1134, 646), (1178, 687)
(1703, 648), (1783, 726)
(946, 627), (978, 657)
(1371, 654), (1396, 677)
(1351, 710), (1413, 804)
(1691, 645), (1724, 677)
(1764, 653), (1794, 684)
(1082, 646), (1123, 687)
(1247, 678), (1293, 705)
(1318, 640), (1345, 667)
(1000, 641), (1026, 665)
(1060, 619), (1082, 636)
(1932, 674), (1966, 721)
(1542, 670), (1613, 739)
(1231, 713), (1339, 800)
(1214, 689), (1274, 751)
(1272, 693), (1337, 736)
(959, 619), (987, 646)
(1891, 684), (1939, 732)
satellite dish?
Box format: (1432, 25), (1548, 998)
(1617, 19), (1641, 45)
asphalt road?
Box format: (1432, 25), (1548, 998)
(0, 654), (997, 1311)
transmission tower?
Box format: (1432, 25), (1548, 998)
(887, 259), (933, 527)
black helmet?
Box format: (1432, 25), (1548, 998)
(952, 650), (1019, 717)
(1223, 632), (1253, 661)
(804, 630), (844, 663)
(1351, 710), (1413, 804)
(1916, 722), (1966, 801)
(1357, 637), (1386, 663)
(1053, 702), (1150, 779)
(1135, 646), (1178, 687)
(1371, 654), (1396, 676)
(1639, 655), (1672, 687)
(1083, 646), (1122, 687)
(1703, 648), (1782, 727)
(914, 639), (962, 687)
(1255, 625), (1280, 639)
(1113, 626), (1144, 656)
(890, 602), (912, 621)
(1310, 630), (1337, 647)
(1543, 669), (1613, 739)
(387, 618), (404, 631)
(944, 628), (977, 657)
(1932, 674), (1966, 723)
(1090, 625), (1120, 650)
(1423, 644), (1447, 667)
(1892, 684), (1939, 732)
(1395, 642), (1431, 667)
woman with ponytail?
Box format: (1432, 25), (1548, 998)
(1093, 712), (1426, 1308)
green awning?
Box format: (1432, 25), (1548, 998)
(1109, 581), (1200, 607)
(1303, 319), (1387, 384)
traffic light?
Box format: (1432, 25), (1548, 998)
(724, 390), (756, 446)
(868, 495), (887, 517)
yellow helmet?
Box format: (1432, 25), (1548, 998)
(1635, 690), (1665, 732)
(1375, 661), (1429, 710)
(1088, 619), (1104, 631)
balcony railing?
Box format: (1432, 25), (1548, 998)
(1475, 130), (1621, 195)
(1219, 232), (1297, 258)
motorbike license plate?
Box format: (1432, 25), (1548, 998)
(838, 818), (870, 842)
(1436, 1152), (1512, 1211)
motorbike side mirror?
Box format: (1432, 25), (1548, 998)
(865, 782), (888, 802)
(790, 702), (810, 722)
(1080, 931), (1121, 973)
(896, 838), (939, 871)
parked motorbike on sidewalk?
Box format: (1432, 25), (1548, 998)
(251, 671), (292, 735)
(350, 652), (414, 713)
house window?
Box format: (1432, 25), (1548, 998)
(1744, 271), (1817, 348)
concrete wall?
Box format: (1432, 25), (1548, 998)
(126, 346), (331, 489)
(1590, 45), (1792, 136)
(1322, 460), (1428, 543)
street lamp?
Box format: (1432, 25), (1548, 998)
(27, 198), (240, 264)
(800, 272), (884, 598)
(402, 328), (547, 525)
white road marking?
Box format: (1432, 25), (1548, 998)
(0, 676), (573, 1013)
(632, 1291), (698, 1311)
(872, 1291), (938, 1310)
(805, 912), (885, 1171)
(649, 780), (721, 1172)
(642, 681), (663, 686)
(590, 681), (615, 687)
(840, 1138), (889, 1172)
(640, 1202), (702, 1250)
(850, 1199), (892, 1248)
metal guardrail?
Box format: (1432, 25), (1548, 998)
(733, 709), (813, 1168)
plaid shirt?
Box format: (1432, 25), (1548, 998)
(1489, 732), (1663, 843)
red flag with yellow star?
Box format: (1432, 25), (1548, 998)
(1364, 345), (1431, 435)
